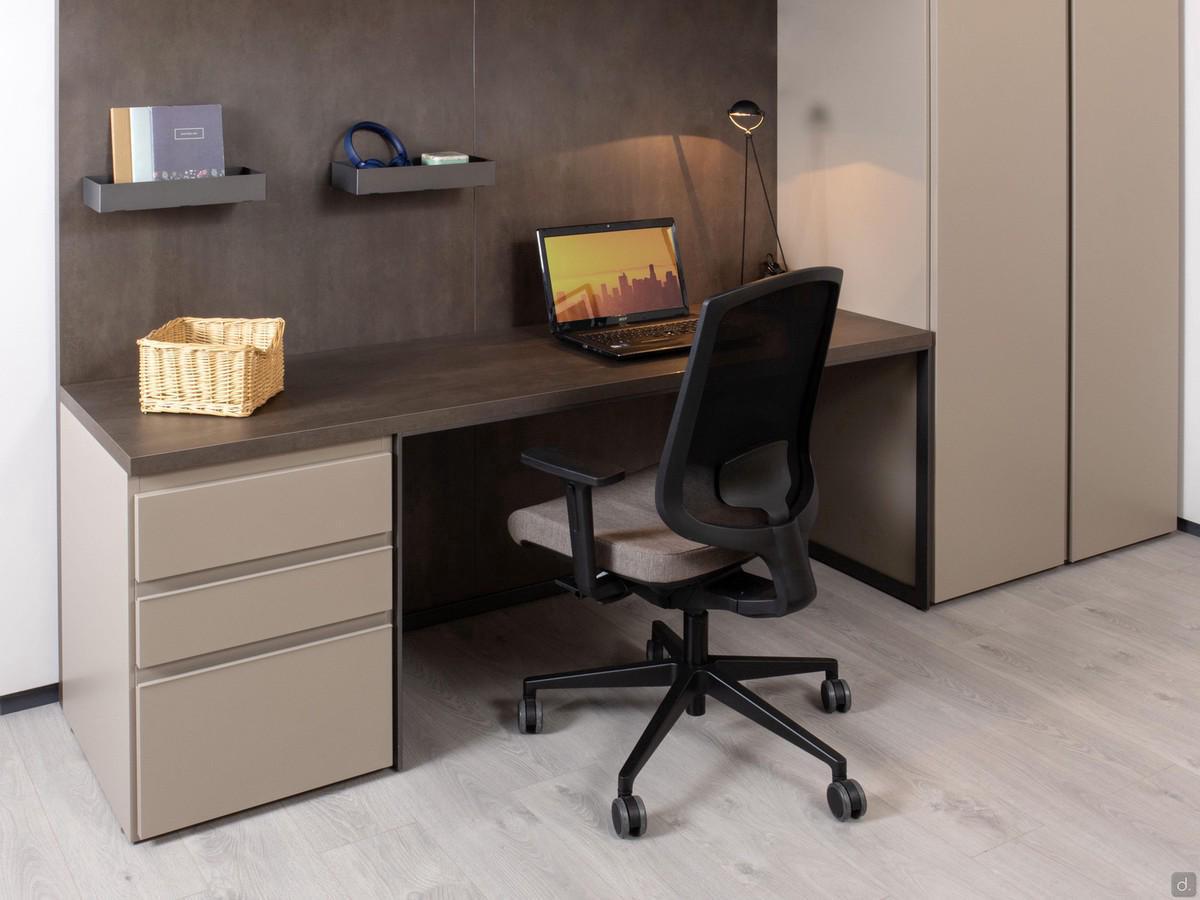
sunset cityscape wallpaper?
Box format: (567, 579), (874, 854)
(543, 226), (684, 322)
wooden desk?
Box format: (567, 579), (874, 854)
(58, 310), (932, 839)
(60, 311), (932, 477)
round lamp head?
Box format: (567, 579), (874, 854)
(728, 99), (765, 134)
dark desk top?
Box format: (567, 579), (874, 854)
(60, 312), (933, 476)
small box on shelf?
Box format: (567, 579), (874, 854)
(330, 157), (495, 195)
(82, 167), (266, 213)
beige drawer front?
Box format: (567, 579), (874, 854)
(136, 546), (392, 668)
(135, 452), (391, 582)
(136, 625), (392, 839)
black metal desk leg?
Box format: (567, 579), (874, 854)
(393, 433), (403, 770)
(913, 347), (933, 609)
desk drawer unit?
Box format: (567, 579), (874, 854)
(134, 451), (392, 582)
(136, 544), (392, 668)
(136, 625), (392, 840)
(60, 415), (396, 841)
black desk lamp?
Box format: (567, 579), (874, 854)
(728, 99), (788, 284)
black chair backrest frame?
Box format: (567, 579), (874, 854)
(656, 267), (842, 615)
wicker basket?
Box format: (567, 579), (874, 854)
(137, 317), (285, 417)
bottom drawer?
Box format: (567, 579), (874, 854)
(136, 625), (392, 839)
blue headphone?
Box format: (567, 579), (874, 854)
(343, 121), (410, 169)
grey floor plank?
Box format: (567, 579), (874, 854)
(180, 801), (346, 900)
(5, 705), (205, 900)
(319, 821), (483, 899)
(951, 616), (1200, 775)
(787, 585), (1172, 792)
(972, 833), (1131, 900)
(4, 532), (1198, 899)
(421, 798), (627, 899)
(513, 760), (889, 900)
(0, 717), (80, 900)
(280, 768), (420, 856)
(1003, 764), (1200, 898)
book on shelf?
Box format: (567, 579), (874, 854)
(109, 107), (132, 183)
(151, 104), (224, 180)
(109, 104), (226, 183)
(129, 107), (153, 182)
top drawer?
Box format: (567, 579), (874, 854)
(135, 452), (391, 582)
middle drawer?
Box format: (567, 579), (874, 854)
(137, 545), (392, 668)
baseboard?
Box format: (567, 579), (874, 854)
(402, 580), (563, 631)
(809, 541), (928, 610)
(1180, 518), (1200, 538)
(0, 683), (59, 716)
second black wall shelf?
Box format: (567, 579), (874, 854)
(330, 158), (495, 195)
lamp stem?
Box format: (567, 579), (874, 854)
(740, 133), (750, 286)
(749, 134), (788, 272)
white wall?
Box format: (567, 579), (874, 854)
(777, 0), (929, 329)
(0, 3), (58, 695)
(1184, 0), (1200, 524)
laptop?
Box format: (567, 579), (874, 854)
(536, 217), (698, 359)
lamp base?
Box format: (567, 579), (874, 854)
(762, 252), (787, 278)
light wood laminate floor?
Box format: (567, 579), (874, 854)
(3, 532), (1200, 899)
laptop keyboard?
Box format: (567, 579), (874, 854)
(585, 319), (698, 346)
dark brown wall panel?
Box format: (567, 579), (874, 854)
(59, 0), (475, 383)
(401, 429), (477, 614)
(472, 0), (778, 329)
(60, 1), (777, 381)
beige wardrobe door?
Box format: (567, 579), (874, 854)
(932, 0), (1070, 601)
(1069, 0), (1180, 561)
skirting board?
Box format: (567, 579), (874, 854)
(1180, 518), (1200, 538)
(0, 683), (59, 715)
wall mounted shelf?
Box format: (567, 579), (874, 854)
(82, 167), (266, 213)
(330, 158), (495, 195)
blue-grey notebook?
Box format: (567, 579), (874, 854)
(150, 104), (225, 180)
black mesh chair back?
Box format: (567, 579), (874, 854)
(656, 267), (842, 614)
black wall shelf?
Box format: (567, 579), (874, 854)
(330, 158), (495, 195)
(82, 167), (266, 213)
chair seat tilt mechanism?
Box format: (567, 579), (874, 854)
(507, 267), (865, 838)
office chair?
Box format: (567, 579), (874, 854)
(507, 267), (865, 838)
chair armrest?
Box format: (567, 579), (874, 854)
(520, 447), (625, 487)
(518, 447), (628, 601)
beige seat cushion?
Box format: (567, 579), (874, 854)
(507, 465), (751, 584)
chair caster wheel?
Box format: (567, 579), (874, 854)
(517, 697), (543, 734)
(646, 639), (665, 661)
(611, 795), (648, 838)
(827, 778), (867, 821)
(820, 678), (851, 713)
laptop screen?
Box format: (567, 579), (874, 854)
(537, 218), (688, 331)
